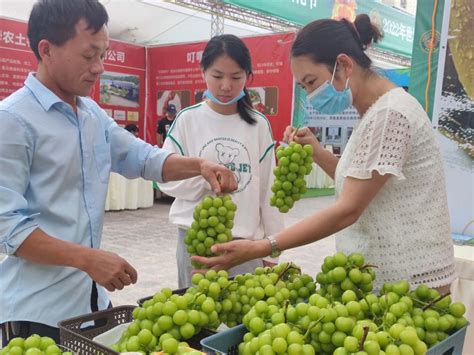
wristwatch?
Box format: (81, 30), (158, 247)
(266, 235), (281, 258)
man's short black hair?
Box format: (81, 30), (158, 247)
(27, 0), (109, 61)
(125, 124), (139, 133)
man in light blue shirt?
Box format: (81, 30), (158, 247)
(0, 0), (237, 345)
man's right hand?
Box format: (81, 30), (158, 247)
(80, 249), (138, 292)
(199, 159), (238, 194)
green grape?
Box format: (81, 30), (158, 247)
(270, 143), (314, 213)
(184, 195), (237, 266)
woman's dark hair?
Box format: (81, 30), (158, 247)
(28, 0), (109, 61)
(201, 34), (256, 125)
(291, 14), (383, 72)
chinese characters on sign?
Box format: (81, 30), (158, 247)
(0, 29), (29, 47)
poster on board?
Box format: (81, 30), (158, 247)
(146, 33), (295, 146)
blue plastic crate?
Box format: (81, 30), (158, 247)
(426, 324), (468, 355)
(201, 324), (469, 355)
(201, 324), (246, 354)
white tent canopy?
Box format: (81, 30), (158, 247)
(0, 0), (270, 45)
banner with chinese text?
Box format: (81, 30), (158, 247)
(90, 40), (146, 139)
(0, 17), (146, 138)
(430, 0), (473, 237)
(146, 33), (295, 145)
(0, 17), (37, 100)
(224, 0), (415, 58)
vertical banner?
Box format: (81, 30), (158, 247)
(90, 40), (146, 139)
(0, 17), (37, 100)
(431, 0), (474, 237)
(146, 33), (295, 145)
(408, 0), (445, 119)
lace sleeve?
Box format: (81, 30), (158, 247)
(344, 109), (412, 180)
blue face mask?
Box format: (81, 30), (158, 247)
(306, 62), (352, 115)
(203, 89), (245, 106)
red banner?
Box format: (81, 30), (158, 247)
(0, 17), (147, 138)
(146, 33), (295, 145)
(0, 18), (37, 99)
(90, 40), (146, 139)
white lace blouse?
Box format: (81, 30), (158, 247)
(334, 88), (455, 289)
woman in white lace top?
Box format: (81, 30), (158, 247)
(193, 15), (455, 291)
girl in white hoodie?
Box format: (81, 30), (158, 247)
(159, 34), (284, 288)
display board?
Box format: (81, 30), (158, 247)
(292, 68), (410, 155)
(146, 32), (295, 145)
(90, 41), (146, 139)
(410, 0), (473, 237)
(431, 0), (473, 236)
(0, 17), (37, 99)
(0, 17), (147, 138)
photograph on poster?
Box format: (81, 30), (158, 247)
(127, 111), (139, 122)
(309, 126), (323, 141)
(347, 127), (354, 141)
(113, 110), (126, 121)
(437, 36), (473, 159)
(157, 90), (190, 116)
(248, 87), (278, 115)
(332, 146), (341, 155)
(325, 126), (342, 142)
(99, 71), (140, 108)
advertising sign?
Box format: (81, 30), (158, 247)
(146, 32), (295, 145)
(224, 0), (415, 57)
(430, 0), (474, 237)
(91, 40), (146, 138)
(0, 17), (147, 138)
(0, 17), (37, 100)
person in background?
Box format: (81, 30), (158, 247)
(124, 123), (139, 137)
(157, 103), (177, 147)
(158, 34), (284, 288)
(0, 0), (237, 345)
(193, 15), (455, 293)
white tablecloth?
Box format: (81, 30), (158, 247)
(104, 173), (154, 211)
(304, 145), (335, 189)
(451, 245), (474, 353)
(305, 162), (335, 189)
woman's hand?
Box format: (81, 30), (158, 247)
(283, 126), (321, 156)
(191, 239), (270, 271)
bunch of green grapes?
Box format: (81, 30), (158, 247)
(184, 195), (237, 267)
(270, 142), (314, 213)
(0, 335), (72, 355)
(217, 263), (316, 328)
(315, 252), (376, 302)
(112, 286), (218, 353)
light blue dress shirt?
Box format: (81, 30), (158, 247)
(0, 73), (172, 327)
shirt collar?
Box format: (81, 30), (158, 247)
(24, 73), (67, 111)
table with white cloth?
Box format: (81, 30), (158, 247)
(304, 162), (335, 189)
(304, 145), (335, 189)
(451, 245), (474, 353)
(104, 172), (154, 211)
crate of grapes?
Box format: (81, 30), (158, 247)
(200, 324), (469, 355)
(59, 305), (215, 354)
(59, 305), (135, 355)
